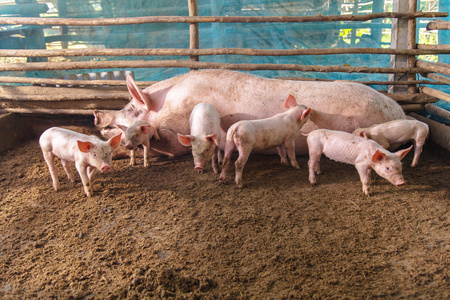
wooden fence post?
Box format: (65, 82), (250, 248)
(389, 0), (415, 94)
(188, 0), (199, 68)
(407, 0), (417, 94)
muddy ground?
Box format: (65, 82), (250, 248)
(0, 134), (448, 299)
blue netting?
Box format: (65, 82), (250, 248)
(0, 0), (447, 87)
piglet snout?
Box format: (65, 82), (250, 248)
(396, 181), (406, 186)
(100, 165), (111, 172)
(125, 144), (134, 150)
(194, 166), (204, 173)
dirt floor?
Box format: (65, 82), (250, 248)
(0, 135), (449, 299)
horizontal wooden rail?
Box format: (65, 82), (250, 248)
(0, 94), (129, 101)
(0, 99), (127, 111)
(421, 86), (450, 103)
(382, 93), (438, 103)
(424, 73), (450, 85)
(0, 76), (442, 87)
(0, 60), (426, 74)
(0, 12), (447, 26)
(417, 44), (450, 51)
(0, 108), (96, 115)
(425, 103), (450, 120)
(2, 47), (450, 58)
(280, 77), (442, 86)
(417, 60), (450, 77)
(426, 20), (450, 30)
(0, 76), (157, 87)
(410, 113), (450, 151)
(402, 104), (425, 112)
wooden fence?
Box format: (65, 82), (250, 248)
(0, 0), (449, 116)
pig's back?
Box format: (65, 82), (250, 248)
(189, 103), (221, 137)
(39, 127), (94, 160)
(312, 129), (375, 165)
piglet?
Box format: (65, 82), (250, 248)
(117, 120), (159, 167)
(39, 127), (122, 197)
(177, 103), (222, 173)
(306, 129), (412, 196)
(353, 119), (429, 167)
(220, 95), (311, 188)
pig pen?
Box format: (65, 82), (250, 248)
(0, 122), (449, 299)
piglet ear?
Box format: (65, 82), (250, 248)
(372, 150), (386, 163)
(301, 108), (311, 121)
(395, 145), (413, 160)
(77, 141), (93, 153)
(283, 94), (297, 109)
(140, 125), (152, 135)
(126, 75), (152, 111)
(177, 133), (194, 147)
(108, 133), (122, 150)
(206, 134), (220, 146)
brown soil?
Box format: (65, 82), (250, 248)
(0, 137), (449, 299)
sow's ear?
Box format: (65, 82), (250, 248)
(108, 132), (122, 150)
(77, 141), (93, 153)
(301, 108), (312, 121)
(283, 94), (297, 109)
(177, 133), (194, 146)
(372, 150), (386, 163)
(395, 145), (413, 160)
(126, 75), (153, 111)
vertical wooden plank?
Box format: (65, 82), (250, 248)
(389, 0), (409, 94)
(407, 0), (417, 94)
(188, 0), (199, 66)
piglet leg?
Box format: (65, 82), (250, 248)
(234, 148), (250, 188)
(411, 142), (423, 167)
(76, 163), (92, 197)
(356, 163), (372, 196)
(285, 140), (300, 169)
(42, 151), (60, 191)
(61, 159), (76, 183)
(212, 147), (220, 174)
(277, 145), (288, 165)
